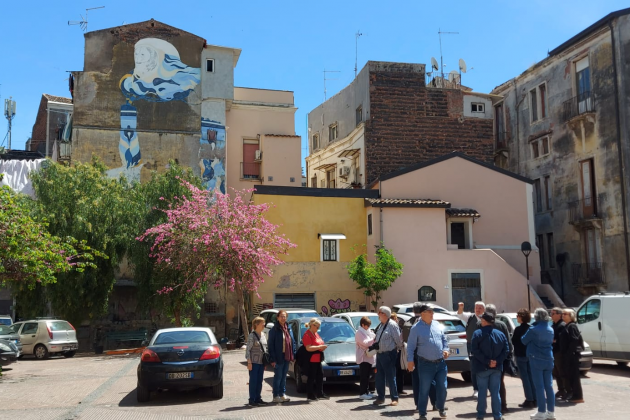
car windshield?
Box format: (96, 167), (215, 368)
(154, 330), (211, 345)
(436, 319), (465, 334)
(0, 325), (15, 335)
(0, 319), (12, 326)
(287, 312), (318, 321)
(48, 321), (72, 331)
(300, 321), (356, 343)
(349, 315), (380, 330)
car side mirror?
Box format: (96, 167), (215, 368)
(141, 340), (149, 347)
(266, 323), (274, 329)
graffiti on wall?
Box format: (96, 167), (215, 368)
(199, 118), (226, 194)
(321, 298), (351, 316)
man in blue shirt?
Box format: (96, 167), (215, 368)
(471, 312), (509, 420)
(407, 305), (450, 420)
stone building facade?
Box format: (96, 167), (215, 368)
(27, 94), (73, 158)
(491, 8), (630, 306)
(305, 61), (494, 189)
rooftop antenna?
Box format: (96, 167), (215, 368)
(68, 6), (105, 32)
(438, 28), (458, 77)
(4, 97), (16, 150)
(323, 69), (340, 101)
(354, 30), (363, 78)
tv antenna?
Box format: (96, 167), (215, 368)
(438, 28), (459, 75)
(4, 97), (16, 150)
(324, 69), (340, 101)
(68, 6), (105, 32)
(354, 30), (363, 78)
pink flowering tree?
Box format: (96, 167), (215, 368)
(138, 181), (296, 331)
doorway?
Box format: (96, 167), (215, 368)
(451, 223), (466, 249)
(450, 273), (481, 311)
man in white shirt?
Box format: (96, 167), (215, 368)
(457, 301), (486, 398)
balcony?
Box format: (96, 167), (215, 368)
(241, 162), (261, 180)
(495, 131), (509, 151)
(568, 198), (602, 229)
(572, 262), (606, 288)
(562, 91), (595, 122)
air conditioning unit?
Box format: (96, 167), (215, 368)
(339, 165), (351, 178)
(254, 150), (262, 161)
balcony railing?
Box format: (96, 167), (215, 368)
(562, 91), (594, 122)
(568, 197), (600, 225)
(241, 162), (261, 180)
(572, 262), (606, 287)
(495, 131), (509, 150)
(426, 72), (461, 89)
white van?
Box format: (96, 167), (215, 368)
(576, 292), (630, 365)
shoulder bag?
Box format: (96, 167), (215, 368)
(367, 321), (388, 357)
(253, 332), (272, 367)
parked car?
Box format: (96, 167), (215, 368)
(496, 312), (593, 374)
(136, 327), (223, 402)
(259, 308), (319, 339)
(392, 303), (454, 316)
(0, 338), (19, 367)
(0, 325), (22, 356)
(332, 312), (381, 331)
(0, 315), (13, 326)
(287, 317), (375, 392)
(11, 318), (78, 359)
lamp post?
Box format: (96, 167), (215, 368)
(556, 253), (567, 303)
(521, 241), (532, 311)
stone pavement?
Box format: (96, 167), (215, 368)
(0, 350), (629, 420)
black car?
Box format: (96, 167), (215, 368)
(0, 338), (19, 367)
(288, 317), (375, 392)
(136, 327), (223, 402)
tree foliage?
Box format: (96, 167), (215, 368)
(348, 246), (403, 311)
(138, 182), (297, 332)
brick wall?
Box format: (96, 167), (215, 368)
(365, 70), (494, 184)
(29, 97), (48, 151)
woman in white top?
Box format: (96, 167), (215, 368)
(355, 316), (376, 399)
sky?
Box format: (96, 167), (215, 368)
(1, 0), (627, 166)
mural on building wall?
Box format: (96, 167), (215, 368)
(199, 118), (226, 194)
(107, 38), (204, 183)
(321, 298), (351, 316)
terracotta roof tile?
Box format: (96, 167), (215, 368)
(446, 208), (480, 218)
(366, 198), (450, 208)
(43, 94), (72, 104)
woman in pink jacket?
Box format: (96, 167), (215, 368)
(355, 316), (376, 400)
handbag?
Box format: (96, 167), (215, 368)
(504, 356), (519, 377)
(253, 332), (272, 367)
(367, 322), (389, 357)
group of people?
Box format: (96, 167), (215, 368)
(244, 304), (585, 420)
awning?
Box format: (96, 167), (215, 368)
(318, 234), (347, 240)
(313, 163), (337, 172)
(446, 208), (480, 218)
(338, 148), (360, 158)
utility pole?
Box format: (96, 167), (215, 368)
(4, 97), (16, 150)
(355, 30), (363, 78)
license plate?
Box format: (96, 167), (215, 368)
(167, 372), (194, 379)
(62, 346), (77, 351)
(449, 348), (459, 355)
(338, 369), (354, 376)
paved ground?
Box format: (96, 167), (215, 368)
(1, 350), (629, 420)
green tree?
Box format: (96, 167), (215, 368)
(28, 157), (139, 324)
(347, 246), (403, 311)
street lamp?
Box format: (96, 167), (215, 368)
(521, 241), (532, 311)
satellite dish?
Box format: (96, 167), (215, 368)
(431, 57), (439, 71)
(459, 58), (467, 73)
(448, 70), (459, 82)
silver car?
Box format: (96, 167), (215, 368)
(12, 318), (78, 359)
(0, 325), (22, 355)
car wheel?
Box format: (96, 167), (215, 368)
(34, 344), (49, 360)
(461, 371), (472, 382)
(63, 351), (76, 358)
(136, 383), (150, 402)
(617, 361), (629, 367)
(295, 365), (307, 393)
(580, 370), (589, 377)
(208, 380), (224, 399)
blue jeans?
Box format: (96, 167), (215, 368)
(516, 356), (536, 401)
(468, 342), (478, 391)
(411, 356), (438, 407)
(376, 349), (399, 401)
(476, 369), (502, 419)
(249, 363), (265, 403)
(531, 362), (555, 413)
(417, 359), (447, 416)
(272, 361), (290, 398)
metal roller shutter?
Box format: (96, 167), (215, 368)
(274, 293), (316, 310)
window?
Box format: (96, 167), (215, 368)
(534, 179), (543, 213)
(542, 137), (549, 155)
(242, 139), (260, 179)
(22, 322), (38, 335)
(448, 219), (473, 249)
(326, 169), (336, 189)
(544, 175), (552, 210)
(536, 234), (545, 268)
(418, 286), (436, 302)
(329, 123), (338, 141)
(577, 299), (600, 324)
(576, 56), (591, 112)
(356, 105), (363, 126)
(580, 159), (597, 217)
(323, 239), (337, 261)
(312, 133), (319, 150)
(368, 214), (373, 236)
(532, 142), (540, 159)
(353, 156), (360, 184)
(530, 136), (550, 159)
(530, 89), (538, 122)
(547, 233), (555, 268)
(311, 176), (317, 188)
(539, 84), (547, 118)
(206, 59), (214, 73)
(321, 180), (325, 188)
(471, 103), (485, 113)
(290, 177), (295, 183)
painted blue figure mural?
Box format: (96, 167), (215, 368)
(119, 104), (140, 169)
(199, 118), (227, 194)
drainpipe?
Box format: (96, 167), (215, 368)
(609, 21), (630, 290)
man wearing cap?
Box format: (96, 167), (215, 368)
(407, 304), (450, 420)
(471, 312), (509, 420)
(373, 306), (403, 406)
